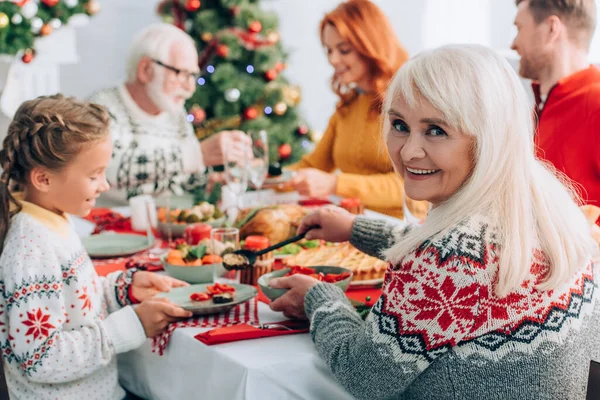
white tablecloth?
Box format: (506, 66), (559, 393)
(118, 302), (356, 400)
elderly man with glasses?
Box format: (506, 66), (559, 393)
(89, 23), (251, 204)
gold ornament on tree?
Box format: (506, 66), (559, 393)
(201, 32), (213, 42)
(85, 0), (101, 15)
(273, 102), (287, 116)
(0, 12), (9, 29)
(282, 85), (302, 107)
(267, 32), (280, 44)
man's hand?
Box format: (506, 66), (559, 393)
(200, 130), (252, 166)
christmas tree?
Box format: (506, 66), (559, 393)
(0, 0), (100, 62)
(157, 0), (312, 165)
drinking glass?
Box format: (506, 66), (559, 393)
(248, 130), (269, 192)
(211, 228), (240, 284)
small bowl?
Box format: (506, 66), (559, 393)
(161, 254), (216, 284)
(258, 266), (353, 302)
(157, 216), (226, 238)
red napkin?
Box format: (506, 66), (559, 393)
(195, 320), (309, 345)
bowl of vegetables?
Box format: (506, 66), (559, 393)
(157, 201), (225, 238)
(161, 242), (223, 284)
(258, 265), (353, 302)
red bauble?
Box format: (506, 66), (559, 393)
(274, 62), (285, 73)
(216, 44), (230, 58)
(21, 51), (34, 64)
(278, 144), (292, 160)
(297, 125), (309, 136)
(191, 106), (206, 124)
(184, 0), (201, 11)
(248, 21), (262, 34)
(41, 0), (59, 6)
(244, 107), (258, 120)
(13, 0), (29, 6)
(265, 69), (277, 81)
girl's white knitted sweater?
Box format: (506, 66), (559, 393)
(0, 199), (147, 400)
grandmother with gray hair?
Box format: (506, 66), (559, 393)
(269, 44), (600, 400)
(89, 23), (250, 204)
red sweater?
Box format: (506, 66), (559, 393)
(533, 66), (600, 207)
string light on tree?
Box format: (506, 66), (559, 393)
(30, 17), (43, 34)
(50, 18), (62, 30)
(244, 107), (258, 120)
(190, 105), (206, 124)
(0, 13), (9, 29)
(264, 106), (273, 115)
(248, 21), (262, 33)
(274, 102), (287, 116)
(278, 143), (292, 160)
(246, 65), (254, 73)
(224, 88), (240, 102)
(206, 65), (215, 73)
(185, 0), (201, 12)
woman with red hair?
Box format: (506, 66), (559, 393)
(290, 0), (428, 219)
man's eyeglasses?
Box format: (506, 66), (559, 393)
(152, 59), (200, 83)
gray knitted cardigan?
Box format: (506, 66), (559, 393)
(304, 215), (600, 400)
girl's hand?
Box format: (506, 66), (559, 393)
(134, 298), (193, 337)
(131, 271), (189, 302)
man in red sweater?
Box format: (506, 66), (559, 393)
(512, 0), (600, 209)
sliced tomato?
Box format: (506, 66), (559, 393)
(206, 285), (223, 295)
(244, 235), (270, 251)
(323, 272), (351, 283)
(190, 292), (211, 301)
(214, 282), (236, 293)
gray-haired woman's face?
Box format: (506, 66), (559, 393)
(385, 94), (474, 205)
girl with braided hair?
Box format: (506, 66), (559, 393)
(0, 94), (192, 399)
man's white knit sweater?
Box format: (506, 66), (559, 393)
(0, 199), (147, 399)
(89, 85), (206, 205)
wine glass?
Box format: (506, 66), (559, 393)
(248, 130), (269, 203)
(223, 153), (249, 219)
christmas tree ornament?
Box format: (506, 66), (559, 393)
(282, 85), (302, 106)
(278, 143), (292, 160)
(50, 18), (61, 29)
(274, 62), (285, 72)
(11, 13), (22, 25)
(296, 125), (309, 136)
(21, 49), (34, 64)
(274, 102), (287, 115)
(11, 0), (29, 6)
(244, 107), (258, 120)
(216, 44), (229, 58)
(41, 0), (59, 6)
(201, 32), (213, 42)
(265, 69), (277, 81)
(30, 17), (43, 33)
(39, 23), (53, 36)
(190, 105), (206, 124)
(64, 0), (79, 8)
(0, 13), (9, 29)
(185, 0), (201, 12)
(85, 0), (101, 15)
(20, 1), (38, 19)
(224, 88), (240, 103)
(248, 21), (262, 34)
(267, 32), (280, 44)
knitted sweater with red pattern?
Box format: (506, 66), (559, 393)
(304, 215), (600, 400)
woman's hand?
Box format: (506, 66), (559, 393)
(290, 168), (337, 198)
(298, 206), (356, 243)
(131, 271), (189, 302)
(269, 275), (321, 319)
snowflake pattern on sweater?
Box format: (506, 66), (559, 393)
(0, 211), (146, 400)
(305, 214), (600, 400)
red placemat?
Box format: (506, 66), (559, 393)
(195, 320), (309, 345)
(152, 297), (259, 355)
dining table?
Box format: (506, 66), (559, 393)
(77, 191), (401, 400)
